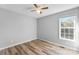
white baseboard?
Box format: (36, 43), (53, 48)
(1, 38), (78, 52)
(0, 39), (36, 51)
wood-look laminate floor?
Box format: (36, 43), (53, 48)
(0, 39), (79, 55)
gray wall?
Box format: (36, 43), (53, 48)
(0, 8), (37, 48)
(37, 7), (79, 50)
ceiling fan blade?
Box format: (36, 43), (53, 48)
(33, 4), (38, 8)
(41, 7), (48, 9)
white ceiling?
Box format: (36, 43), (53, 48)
(0, 4), (79, 18)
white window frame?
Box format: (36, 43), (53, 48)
(59, 16), (76, 41)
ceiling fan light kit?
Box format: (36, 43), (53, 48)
(36, 10), (41, 14)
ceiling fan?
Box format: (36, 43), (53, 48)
(31, 4), (48, 14)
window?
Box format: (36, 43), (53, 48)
(59, 16), (76, 41)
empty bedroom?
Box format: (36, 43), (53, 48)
(0, 4), (79, 55)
